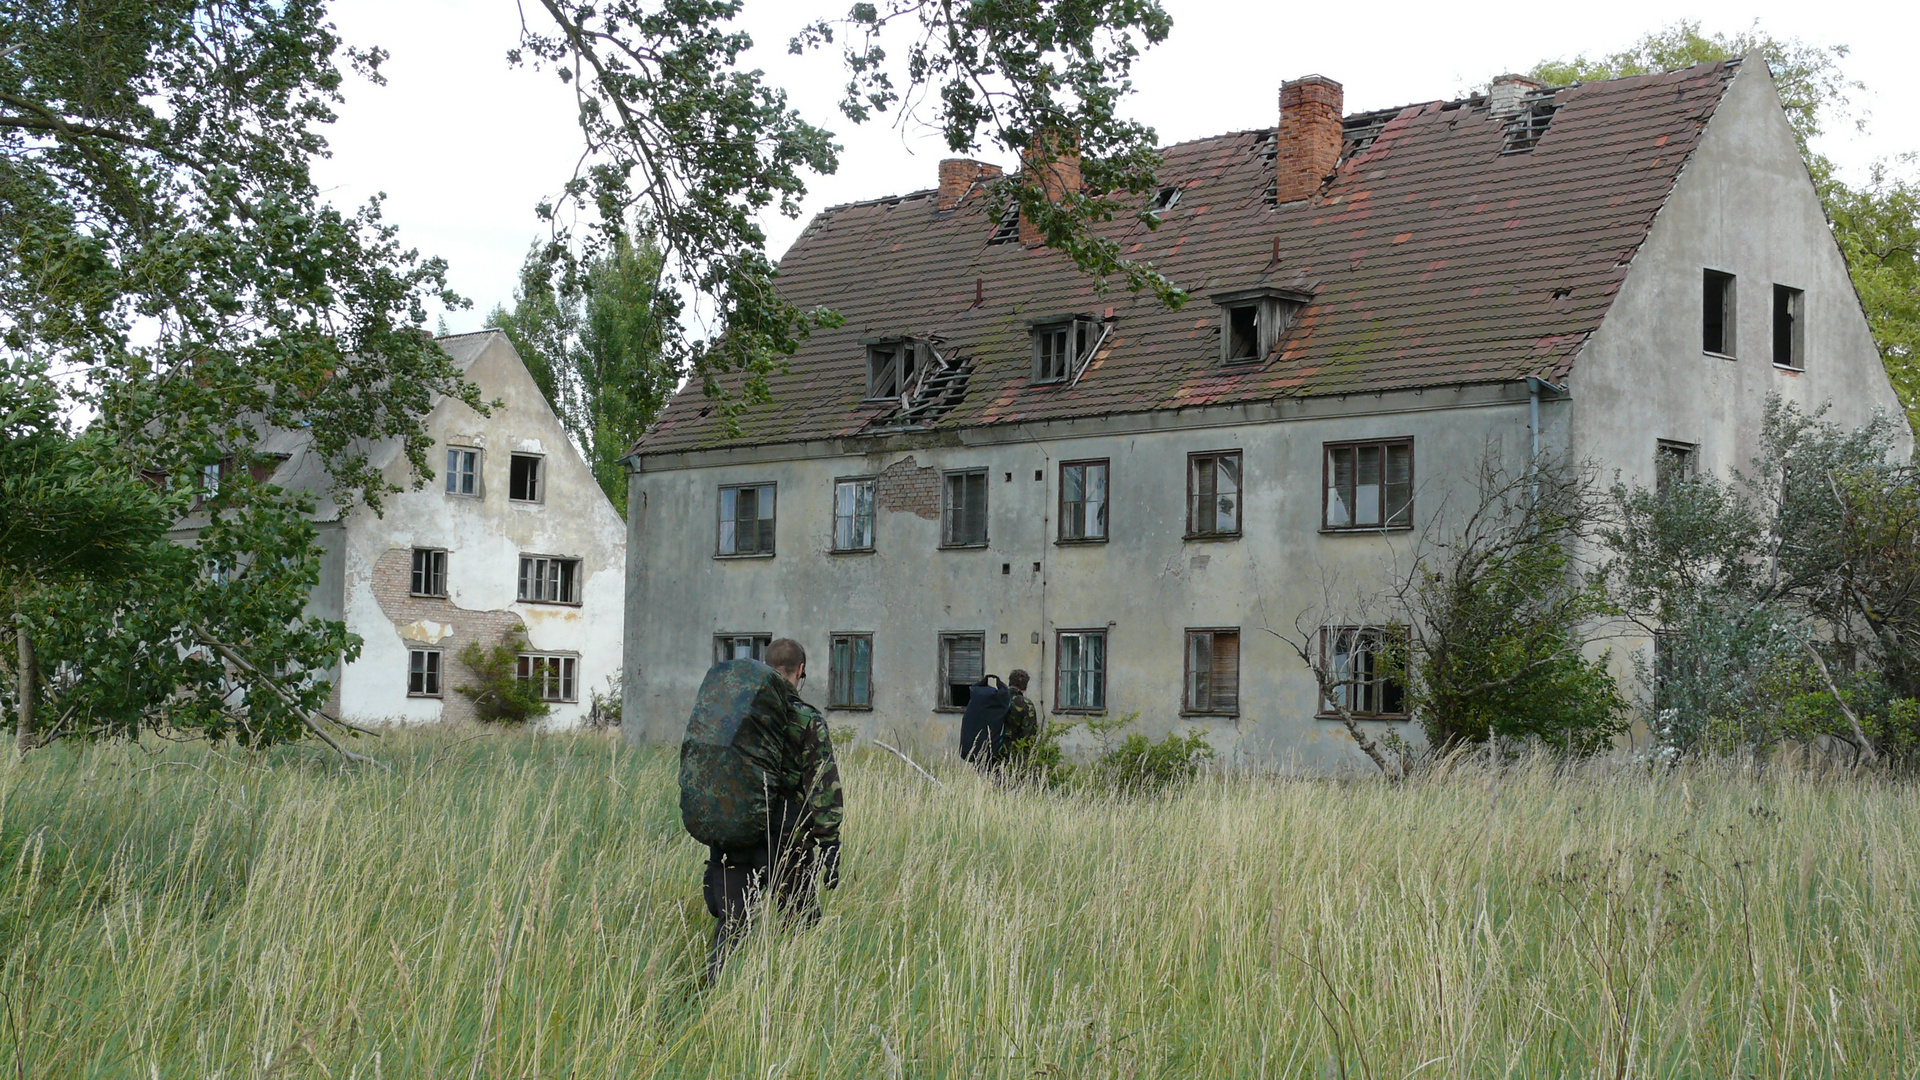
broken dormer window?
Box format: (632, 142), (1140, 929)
(1150, 186), (1181, 212)
(1501, 92), (1559, 153)
(1031, 317), (1096, 384)
(866, 340), (920, 399)
(1212, 287), (1308, 365)
(988, 203), (1020, 243)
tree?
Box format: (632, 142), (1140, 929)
(1525, 21), (1920, 434)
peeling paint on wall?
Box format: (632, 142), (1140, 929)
(876, 455), (940, 519)
(370, 547), (528, 725)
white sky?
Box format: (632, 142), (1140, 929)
(312, 1), (1920, 335)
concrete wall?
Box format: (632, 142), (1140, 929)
(336, 331), (627, 727)
(625, 387), (1555, 770)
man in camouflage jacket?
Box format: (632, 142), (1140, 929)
(703, 637), (844, 981)
(1000, 668), (1040, 769)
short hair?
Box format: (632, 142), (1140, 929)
(1008, 668), (1030, 690)
(766, 638), (806, 675)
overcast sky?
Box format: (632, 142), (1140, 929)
(312, 2), (1919, 335)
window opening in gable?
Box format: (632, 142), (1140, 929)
(988, 203), (1020, 243)
(938, 632), (985, 709)
(517, 554), (581, 604)
(1501, 93), (1559, 153)
(410, 548), (447, 597)
(1703, 269), (1737, 356)
(446, 447), (480, 496)
(1773, 284), (1804, 370)
(1656, 440), (1699, 497)
(508, 453), (543, 502)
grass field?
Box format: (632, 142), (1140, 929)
(0, 728), (1914, 1079)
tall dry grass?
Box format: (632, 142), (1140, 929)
(0, 728), (1913, 1078)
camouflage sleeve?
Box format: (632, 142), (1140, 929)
(1004, 696), (1039, 745)
(791, 702), (844, 847)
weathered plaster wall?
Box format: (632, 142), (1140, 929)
(625, 388), (1553, 771)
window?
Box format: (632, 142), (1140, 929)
(445, 447), (479, 496)
(1059, 459), (1110, 542)
(1186, 451), (1242, 538)
(1773, 284), (1804, 370)
(1226, 304), (1260, 362)
(509, 454), (543, 502)
(1319, 627), (1407, 718)
(829, 633), (873, 709)
(942, 469), (989, 547)
(833, 478), (876, 552)
(1032, 318), (1095, 384)
(1184, 628), (1240, 715)
(410, 548), (447, 597)
(1656, 440), (1698, 496)
(517, 653), (578, 702)
(1501, 94), (1559, 152)
(1055, 630), (1107, 712)
(1324, 439), (1414, 530)
(718, 483), (777, 556)
(1703, 269), (1736, 356)
(1212, 287), (1307, 365)
(938, 632), (985, 710)
(714, 634), (771, 663)
(988, 203), (1020, 243)
(408, 649), (442, 697)
(517, 555), (581, 604)
(866, 340), (921, 400)
(1150, 185), (1181, 212)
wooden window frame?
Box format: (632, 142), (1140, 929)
(516, 554), (582, 605)
(1053, 628), (1108, 714)
(409, 547), (448, 598)
(1655, 440), (1699, 497)
(716, 482), (778, 557)
(713, 634), (772, 664)
(1322, 438), (1415, 532)
(1031, 317), (1095, 385)
(1185, 450), (1243, 540)
(1057, 458), (1111, 544)
(1316, 626), (1409, 720)
(1182, 627), (1241, 716)
(407, 648), (443, 698)
(445, 446), (481, 497)
(865, 340), (920, 401)
(831, 476), (877, 553)
(828, 632), (874, 710)
(1211, 287), (1307, 366)
(936, 631), (986, 712)
(941, 468), (989, 548)
(1773, 283), (1805, 371)
(507, 453), (544, 503)
(516, 652), (579, 703)
(1703, 268), (1737, 358)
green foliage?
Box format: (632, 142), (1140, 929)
(1824, 161), (1920, 434)
(1076, 712), (1214, 795)
(1003, 718), (1079, 789)
(456, 628), (550, 726)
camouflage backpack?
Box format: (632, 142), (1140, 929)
(679, 659), (795, 852)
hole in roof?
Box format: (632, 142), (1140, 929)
(1151, 186), (1181, 212)
(1502, 91), (1559, 153)
(987, 203), (1020, 243)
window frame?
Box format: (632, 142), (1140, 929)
(713, 634), (772, 664)
(407, 648), (443, 698)
(1185, 449), (1244, 540)
(1655, 439), (1699, 497)
(1703, 268), (1737, 358)
(936, 631), (987, 712)
(715, 482), (778, 558)
(516, 554), (582, 605)
(941, 468), (990, 548)
(865, 339), (921, 401)
(507, 453), (545, 503)
(1182, 627), (1241, 717)
(1211, 287), (1308, 366)
(409, 547), (448, 598)
(831, 476), (877, 554)
(1030, 316), (1095, 385)
(1057, 458), (1111, 544)
(1053, 628), (1108, 714)
(1316, 626), (1410, 720)
(516, 652), (579, 703)
(828, 632), (874, 710)
(1772, 283), (1805, 371)
(1321, 437), (1415, 532)
(445, 446), (481, 497)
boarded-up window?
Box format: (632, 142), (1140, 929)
(830, 633), (873, 708)
(1187, 451), (1241, 537)
(942, 469), (988, 546)
(939, 632), (985, 709)
(718, 483), (777, 555)
(1184, 629), (1240, 714)
(1324, 440), (1413, 530)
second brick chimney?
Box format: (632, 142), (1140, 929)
(937, 158), (1004, 211)
(1273, 75), (1343, 205)
(1017, 138), (1082, 246)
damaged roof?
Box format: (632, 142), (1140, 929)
(635, 59), (1743, 458)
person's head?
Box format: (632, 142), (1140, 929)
(767, 638), (807, 684)
(1008, 668), (1030, 692)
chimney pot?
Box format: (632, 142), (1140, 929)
(937, 158), (1003, 211)
(1489, 74), (1543, 118)
(1274, 75), (1344, 205)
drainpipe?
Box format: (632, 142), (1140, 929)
(1525, 376), (1565, 499)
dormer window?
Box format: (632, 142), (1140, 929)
(866, 339), (921, 399)
(1031, 316), (1096, 384)
(1150, 186), (1181, 212)
(1211, 287), (1310, 366)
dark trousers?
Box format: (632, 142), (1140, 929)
(702, 846), (820, 983)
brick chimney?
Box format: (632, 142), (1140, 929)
(1489, 74), (1543, 118)
(937, 158), (1003, 211)
(1273, 75), (1343, 205)
(1017, 139), (1082, 246)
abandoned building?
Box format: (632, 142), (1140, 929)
(173, 330), (627, 726)
(621, 56), (1912, 768)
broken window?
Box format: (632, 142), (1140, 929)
(714, 634), (772, 663)
(942, 469), (988, 547)
(829, 633), (873, 709)
(717, 483), (777, 556)
(1032, 318), (1095, 384)
(410, 548), (447, 597)
(1501, 93), (1559, 152)
(1324, 439), (1413, 530)
(1213, 288), (1306, 365)
(408, 648), (442, 697)
(988, 202), (1021, 243)
(1773, 284), (1804, 369)
(516, 653), (578, 702)
(1703, 269), (1736, 356)
(517, 555), (581, 604)
(938, 632), (986, 709)
(1059, 459), (1109, 542)
(1187, 450), (1242, 538)
(1150, 185), (1181, 212)
(445, 447), (480, 496)
(833, 477), (876, 552)
(1184, 628), (1240, 715)
(509, 453), (543, 502)
(1055, 630), (1107, 712)
(1320, 626), (1407, 717)
(866, 340), (921, 399)
(1656, 440), (1699, 497)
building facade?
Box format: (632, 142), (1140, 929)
(622, 57), (1910, 768)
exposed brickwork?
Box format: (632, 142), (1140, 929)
(1274, 75), (1343, 205)
(1018, 141), (1083, 247)
(369, 547), (527, 724)
(875, 456), (940, 519)
(937, 158), (1003, 211)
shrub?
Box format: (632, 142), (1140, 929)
(1082, 713), (1215, 795)
(456, 628), (549, 725)
(1003, 718), (1079, 789)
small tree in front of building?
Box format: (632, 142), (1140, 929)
(456, 628), (550, 726)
